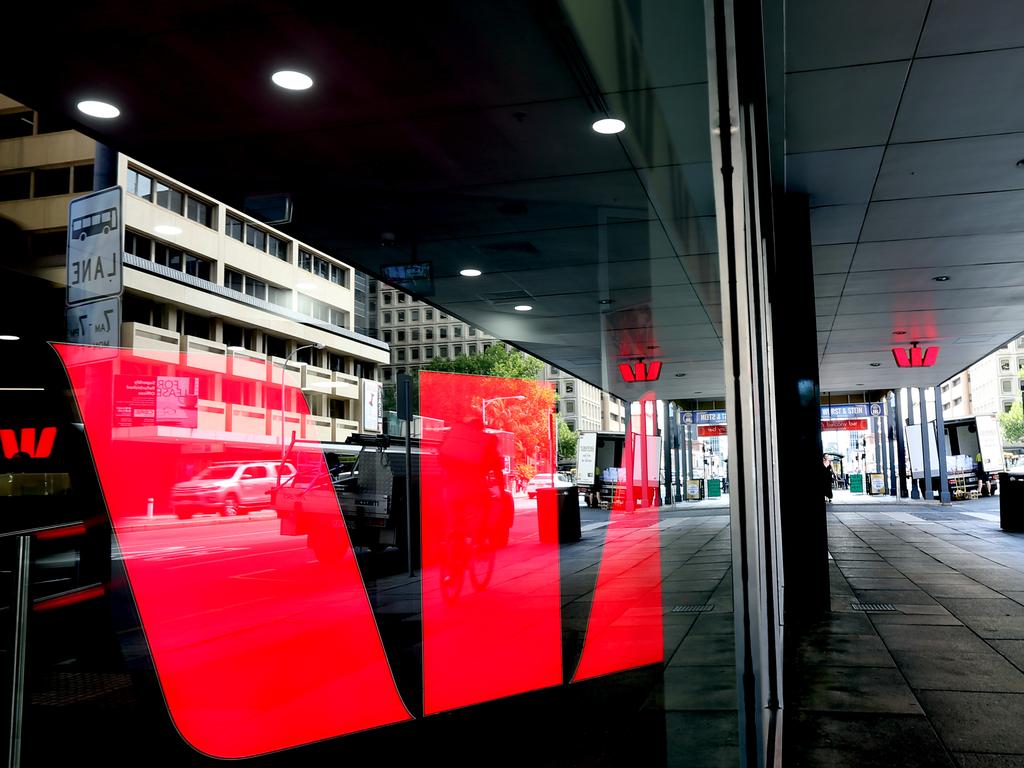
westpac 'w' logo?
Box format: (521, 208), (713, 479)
(0, 427), (57, 459)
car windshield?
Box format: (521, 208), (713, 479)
(194, 465), (241, 480)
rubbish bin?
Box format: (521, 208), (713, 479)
(707, 478), (721, 498)
(1000, 472), (1024, 532)
(537, 487), (582, 544)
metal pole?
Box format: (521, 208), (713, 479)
(906, 390), (920, 499)
(93, 143), (118, 191)
(934, 385), (951, 505)
(640, 399), (650, 509)
(919, 388), (933, 501)
(894, 389), (909, 498)
(873, 411), (882, 474)
(663, 400), (673, 506)
(7, 536), (30, 768)
(887, 394), (898, 497)
(624, 401), (634, 513)
(404, 386), (413, 577)
(674, 410), (683, 502)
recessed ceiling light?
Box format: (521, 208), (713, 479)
(0, 335), (19, 341)
(459, 268), (482, 277)
(647, 345), (658, 350)
(77, 100), (120, 119)
(154, 224), (182, 236)
(932, 275), (950, 282)
(869, 362), (881, 367)
(694, 391), (703, 395)
(272, 70), (313, 90)
(598, 298), (615, 305)
(514, 305), (532, 312)
(592, 118), (626, 135)
(893, 330), (907, 336)
(674, 373), (686, 378)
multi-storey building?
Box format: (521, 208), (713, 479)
(0, 95), (389, 444)
(376, 283), (624, 432)
(940, 334), (1024, 417)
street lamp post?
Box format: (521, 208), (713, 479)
(279, 342), (324, 485)
(481, 395), (525, 426)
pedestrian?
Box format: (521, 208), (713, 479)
(823, 455), (835, 503)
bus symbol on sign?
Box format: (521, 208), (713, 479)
(71, 207), (118, 241)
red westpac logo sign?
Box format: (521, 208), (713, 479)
(0, 427), (57, 459)
(53, 346), (664, 760)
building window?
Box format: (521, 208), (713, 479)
(439, 346), (449, 358)
(425, 346), (434, 359)
(384, 369), (393, 381)
(383, 330), (392, 343)
(397, 330), (406, 342)
(411, 310), (420, 322)
(0, 172), (30, 202)
(453, 344), (463, 357)
(125, 231), (153, 260)
(383, 312), (392, 324)
(330, 264), (347, 286)
(184, 253), (212, 281)
(468, 344), (477, 356)
(154, 243), (184, 271)
(186, 197), (213, 228)
(0, 111), (33, 139)
(226, 215), (244, 241)
(297, 249), (312, 271)
(550, 367), (560, 377)
(267, 285), (290, 308)
(454, 326), (463, 338)
(1002, 379), (1014, 393)
(566, 421), (575, 431)
(245, 225), (266, 251)
(397, 349), (406, 362)
(155, 181), (184, 214)
(33, 167), (70, 197)
(224, 268), (244, 293)
(313, 257), (330, 280)
(469, 327), (477, 336)
(440, 313), (448, 319)
(953, 397), (963, 407)
(267, 234), (288, 261)
(483, 343), (491, 351)
(397, 311), (406, 323)
(943, 402), (950, 410)
(397, 293), (406, 303)
(425, 309), (433, 320)
(565, 382), (575, 394)
(412, 329), (420, 341)
(1005, 402), (1015, 413)
(425, 328), (434, 340)
(127, 168), (153, 200)
(566, 401), (575, 413)
(439, 327), (448, 339)
(941, 384), (949, 393)
(383, 292), (392, 304)
(411, 348), (420, 361)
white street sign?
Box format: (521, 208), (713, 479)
(67, 186), (123, 306)
(66, 297), (120, 347)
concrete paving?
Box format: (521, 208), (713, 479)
(787, 495), (1024, 767)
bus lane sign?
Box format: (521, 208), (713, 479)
(67, 186), (123, 306)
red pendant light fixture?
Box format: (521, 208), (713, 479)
(892, 341), (939, 368)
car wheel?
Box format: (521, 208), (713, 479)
(175, 507), (193, 520)
(528, 493), (535, 500)
(222, 494), (240, 516)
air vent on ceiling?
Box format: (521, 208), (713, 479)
(481, 241), (540, 254)
(479, 289), (535, 307)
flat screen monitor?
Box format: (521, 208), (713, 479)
(381, 261), (434, 297)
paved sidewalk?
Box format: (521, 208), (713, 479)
(787, 497), (1024, 767)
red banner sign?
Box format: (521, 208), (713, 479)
(698, 425), (727, 436)
(821, 419), (867, 431)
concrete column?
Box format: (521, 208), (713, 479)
(905, 390), (920, 499)
(674, 409), (684, 502)
(887, 395), (898, 497)
(919, 388), (932, 501)
(895, 389), (909, 498)
(934, 385), (952, 505)
(663, 400), (674, 506)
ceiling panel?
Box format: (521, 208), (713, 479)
(893, 48), (1024, 143)
(875, 133), (1024, 200)
(810, 204), (866, 245)
(851, 233), (1024, 271)
(862, 189), (1024, 241)
(786, 147), (885, 206)
(785, 0), (928, 71)
(812, 244), (857, 274)
(813, 274), (848, 297)
(786, 62), (909, 153)
(837, 285), (1024, 314)
(918, 0), (1024, 56)
(842, 263), (1024, 295)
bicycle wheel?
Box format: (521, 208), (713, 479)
(440, 539), (466, 602)
(468, 534), (495, 591)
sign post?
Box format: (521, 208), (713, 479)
(66, 186), (123, 347)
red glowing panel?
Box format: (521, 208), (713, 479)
(53, 344), (411, 758)
(645, 361), (662, 381)
(0, 426), (57, 459)
(419, 371), (563, 714)
(893, 346), (939, 368)
(618, 363), (636, 382)
(573, 396), (663, 682)
(922, 346), (939, 367)
(892, 348), (911, 368)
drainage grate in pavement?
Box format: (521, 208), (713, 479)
(672, 603), (714, 613)
(851, 602), (897, 612)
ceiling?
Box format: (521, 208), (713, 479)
(1, 0), (1022, 401)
